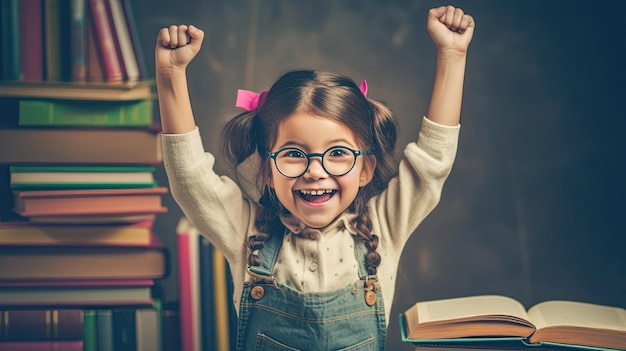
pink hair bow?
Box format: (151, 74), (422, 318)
(359, 80), (368, 97)
(236, 89), (268, 111)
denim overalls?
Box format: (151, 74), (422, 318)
(236, 228), (387, 351)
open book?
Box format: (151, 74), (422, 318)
(400, 295), (626, 351)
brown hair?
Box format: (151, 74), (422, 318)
(222, 70), (398, 275)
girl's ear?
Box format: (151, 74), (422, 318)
(359, 156), (377, 187)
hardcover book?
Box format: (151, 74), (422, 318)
(12, 187), (168, 217)
(10, 165), (156, 189)
(400, 295), (626, 351)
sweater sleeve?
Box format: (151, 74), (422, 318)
(161, 127), (252, 266)
(370, 117), (460, 252)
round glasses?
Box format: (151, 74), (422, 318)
(267, 146), (372, 178)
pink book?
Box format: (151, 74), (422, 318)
(19, 0), (44, 81)
(87, 0), (123, 82)
(177, 217), (201, 351)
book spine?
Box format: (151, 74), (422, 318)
(43, 0), (62, 81)
(96, 310), (113, 351)
(121, 0), (148, 79)
(177, 227), (196, 351)
(18, 99), (153, 127)
(86, 19), (104, 82)
(87, 0), (123, 82)
(199, 235), (215, 351)
(70, 0), (87, 82)
(18, 0), (44, 81)
(112, 309), (136, 351)
(135, 307), (161, 351)
(0, 0), (20, 81)
(213, 249), (230, 351)
(0, 340), (84, 351)
(107, 0), (139, 81)
(0, 309), (83, 341)
(82, 310), (97, 351)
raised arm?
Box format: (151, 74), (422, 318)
(155, 24), (204, 134)
(425, 6), (475, 126)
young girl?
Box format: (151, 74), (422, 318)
(156, 5), (474, 350)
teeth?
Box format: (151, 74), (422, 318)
(299, 189), (333, 196)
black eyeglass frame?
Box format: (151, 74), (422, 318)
(267, 146), (372, 178)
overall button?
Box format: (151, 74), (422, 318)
(250, 286), (265, 300)
(365, 291), (377, 306)
(309, 261), (319, 272)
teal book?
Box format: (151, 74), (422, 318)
(18, 98), (153, 127)
(400, 295), (626, 351)
(10, 165), (156, 189)
(83, 309), (98, 351)
(0, 0), (20, 81)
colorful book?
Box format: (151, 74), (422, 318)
(18, 0), (44, 81)
(43, 0), (71, 82)
(0, 232), (168, 281)
(0, 309), (83, 341)
(12, 187), (168, 217)
(0, 127), (162, 165)
(0, 340), (83, 351)
(18, 98), (153, 127)
(121, 0), (148, 79)
(96, 310), (113, 351)
(0, 80), (154, 100)
(212, 247), (230, 351)
(176, 217), (201, 351)
(87, 0), (123, 82)
(87, 18), (105, 82)
(0, 220), (154, 246)
(26, 213), (156, 224)
(107, 0), (139, 81)
(0, 0), (20, 81)
(0, 279), (155, 289)
(10, 165), (156, 189)
(70, 0), (87, 82)
(199, 235), (216, 351)
(83, 310), (97, 351)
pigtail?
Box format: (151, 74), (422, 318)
(247, 189), (282, 266)
(350, 97), (398, 276)
(222, 111), (259, 164)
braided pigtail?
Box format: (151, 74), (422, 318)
(247, 188), (283, 267)
(350, 97), (398, 276)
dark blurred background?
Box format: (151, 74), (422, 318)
(132, 1), (626, 349)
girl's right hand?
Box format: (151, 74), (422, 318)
(155, 24), (204, 73)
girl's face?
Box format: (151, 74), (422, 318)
(267, 113), (375, 229)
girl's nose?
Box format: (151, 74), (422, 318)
(303, 157), (328, 180)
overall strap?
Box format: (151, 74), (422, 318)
(354, 237), (377, 281)
(247, 226), (284, 279)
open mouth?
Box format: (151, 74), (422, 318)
(297, 189), (337, 203)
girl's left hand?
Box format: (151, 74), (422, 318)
(427, 6), (475, 54)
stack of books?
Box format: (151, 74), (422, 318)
(0, 1), (170, 350)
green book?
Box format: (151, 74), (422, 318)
(83, 309), (98, 351)
(18, 98), (153, 127)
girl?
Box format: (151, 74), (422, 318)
(156, 5), (474, 350)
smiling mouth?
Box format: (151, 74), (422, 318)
(297, 189), (336, 203)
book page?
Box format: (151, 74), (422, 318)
(528, 300), (626, 330)
(416, 295), (530, 323)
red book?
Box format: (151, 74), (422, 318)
(176, 216), (201, 351)
(0, 340), (83, 351)
(87, 0), (123, 82)
(0, 309), (83, 341)
(19, 0), (44, 81)
(12, 187), (168, 217)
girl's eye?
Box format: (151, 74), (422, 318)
(328, 148), (349, 157)
(284, 149), (306, 158)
